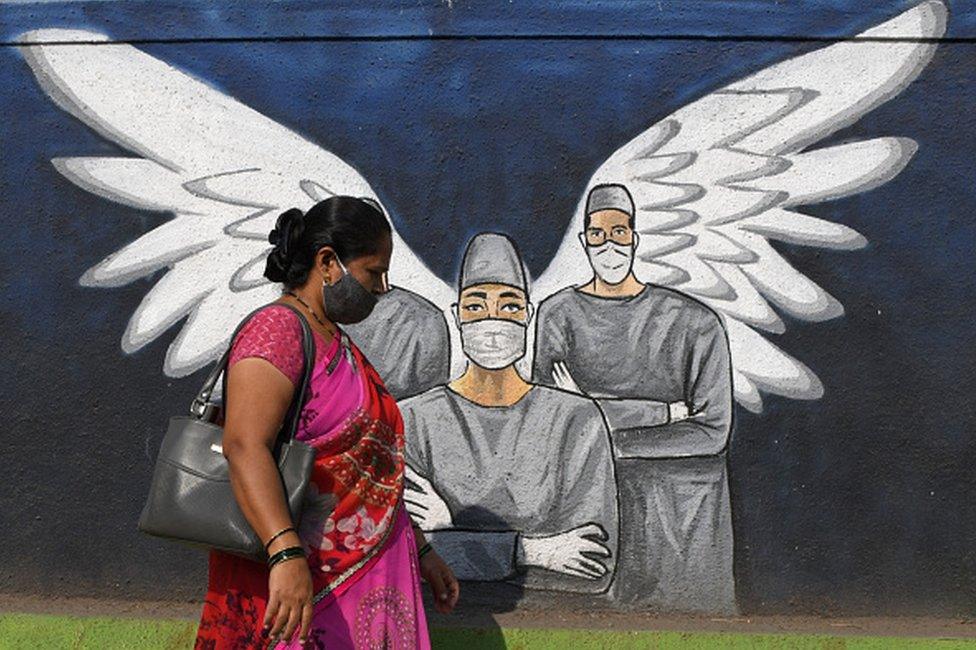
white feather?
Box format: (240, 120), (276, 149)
(735, 138), (918, 206)
(732, 369), (763, 413)
(740, 209), (866, 250)
(80, 216), (229, 287)
(730, 2), (946, 155)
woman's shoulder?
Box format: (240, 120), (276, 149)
(242, 302), (303, 331)
(228, 303), (306, 384)
(231, 304), (305, 349)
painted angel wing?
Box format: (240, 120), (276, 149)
(534, 1), (946, 411)
(19, 29), (452, 378)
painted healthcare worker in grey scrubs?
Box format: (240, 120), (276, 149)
(399, 232), (619, 594)
(533, 184), (736, 613)
(343, 198), (451, 399)
(343, 285), (450, 400)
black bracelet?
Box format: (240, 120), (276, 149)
(268, 547), (305, 569)
(267, 545), (305, 569)
(263, 526), (296, 552)
(418, 542), (433, 559)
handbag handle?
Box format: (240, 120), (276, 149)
(190, 303), (314, 447)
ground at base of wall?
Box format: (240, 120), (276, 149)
(3, 593), (976, 638)
(2, 611), (976, 650)
(3, 594), (976, 649)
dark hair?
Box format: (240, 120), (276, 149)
(264, 196), (392, 288)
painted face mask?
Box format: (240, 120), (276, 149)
(322, 256), (378, 324)
(587, 241), (634, 285)
(460, 319), (526, 370)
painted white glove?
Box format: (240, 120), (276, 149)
(552, 361), (585, 395)
(668, 401), (690, 422)
(517, 523), (611, 580)
(404, 465), (453, 531)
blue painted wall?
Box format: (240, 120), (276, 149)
(1, 1), (974, 615)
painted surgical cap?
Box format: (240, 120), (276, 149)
(459, 232), (527, 292)
(585, 183), (635, 217)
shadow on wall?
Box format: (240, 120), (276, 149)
(424, 583), (512, 650)
(423, 505), (524, 650)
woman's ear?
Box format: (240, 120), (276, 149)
(316, 246), (338, 284)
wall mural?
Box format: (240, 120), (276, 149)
(15, 1), (949, 613)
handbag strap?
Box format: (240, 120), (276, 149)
(191, 302), (315, 447)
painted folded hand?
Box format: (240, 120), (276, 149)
(518, 523), (611, 580)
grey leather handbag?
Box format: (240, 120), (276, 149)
(138, 303), (317, 560)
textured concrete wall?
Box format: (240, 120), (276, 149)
(1, 1), (975, 617)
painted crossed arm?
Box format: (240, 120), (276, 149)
(604, 316), (733, 459)
(535, 309), (730, 458)
(552, 361), (691, 425)
(404, 466), (612, 581)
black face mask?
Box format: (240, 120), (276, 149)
(322, 257), (377, 324)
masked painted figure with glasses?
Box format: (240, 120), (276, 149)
(399, 233), (619, 594)
(533, 184), (736, 613)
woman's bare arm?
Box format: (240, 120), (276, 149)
(222, 356), (314, 644)
(222, 356), (298, 551)
(411, 522), (460, 613)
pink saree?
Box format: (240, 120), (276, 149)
(194, 304), (430, 650)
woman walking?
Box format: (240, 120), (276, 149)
(194, 196), (459, 650)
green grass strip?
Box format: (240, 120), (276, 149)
(0, 613), (196, 649)
(0, 612), (971, 649)
(430, 627), (974, 650)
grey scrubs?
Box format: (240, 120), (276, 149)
(533, 285), (736, 613)
(344, 286), (450, 400)
(399, 384), (619, 594)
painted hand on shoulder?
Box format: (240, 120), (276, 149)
(517, 523), (611, 580)
(552, 361), (586, 395)
(404, 465), (453, 530)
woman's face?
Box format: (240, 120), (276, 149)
(318, 232), (393, 295)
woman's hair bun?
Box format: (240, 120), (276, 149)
(263, 197), (392, 289)
(264, 208), (306, 283)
